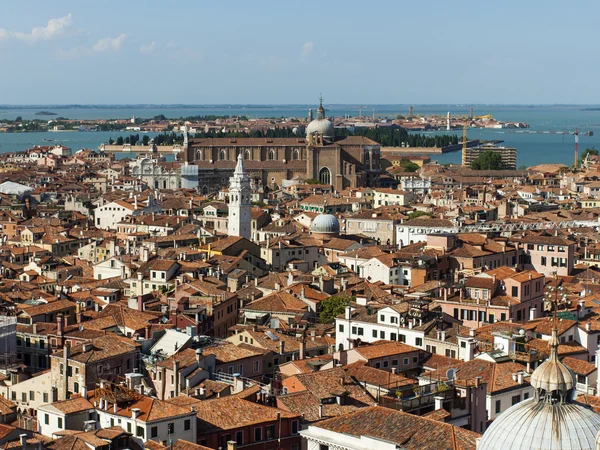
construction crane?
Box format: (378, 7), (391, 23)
(473, 114), (492, 120)
(462, 119), (468, 166)
(507, 128), (593, 170)
(355, 106), (368, 119)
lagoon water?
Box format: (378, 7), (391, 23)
(1, 104), (600, 167)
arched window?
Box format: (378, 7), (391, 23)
(268, 150), (275, 160)
(293, 149), (300, 160)
(220, 150), (226, 160)
(201, 186), (209, 195)
(319, 167), (331, 185)
(196, 149), (202, 160)
(244, 149), (251, 160)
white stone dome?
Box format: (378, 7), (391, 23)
(310, 214), (340, 234)
(479, 398), (600, 450)
(479, 328), (600, 450)
(306, 118), (335, 138)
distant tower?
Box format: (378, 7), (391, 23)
(308, 108), (313, 122)
(182, 125), (188, 153)
(446, 112), (451, 131)
(574, 128), (580, 169)
(469, 107), (474, 119)
(462, 120), (468, 166)
(228, 153), (251, 239)
(409, 106), (414, 118)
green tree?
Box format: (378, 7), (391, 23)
(15, 116), (22, 122)
(581, 147), (599, 163)
(471, 150), (503, 170)
(408, 211), (432, 220)
(116, 136), (124, 145)
(400, 159), (420, 172)
(142, 135), (150, 146)
(319, 295), (353, 324)
(304, 178), (320, 184)
(108, 137), (114, 145)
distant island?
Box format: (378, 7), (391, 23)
(581, 108), (600, 111)
(34, 111), (57, 116)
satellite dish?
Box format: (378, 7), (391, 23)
(446, 368), (457, 381)
(518, 329), (525, 336)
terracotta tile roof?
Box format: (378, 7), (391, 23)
(244, 291), (309, 314)
(562, 356), (597, 376)
(202, 342), (269, 364)
(195, 396), (299, 434)
(313, 406), (479, 450)
(277, 390), (360, 422)
(423, 407), (451, 421)
(343, 361), (416, 389)
(284, 367), (375, 404)
(424, 359), (529, 394)
(41, 397), (94, 414)
(352, 341), (421, 360)
(53, 334), (139, 364)
(172, 440), (213, 450)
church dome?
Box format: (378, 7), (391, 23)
(310, 214), (340, 234)
(478, 328), (600, 450)
(306, 96), (335, 138)
(306, 118), (335, 138)
(478, 398), (600, 450)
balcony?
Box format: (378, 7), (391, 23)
(379, 382), (456, 412)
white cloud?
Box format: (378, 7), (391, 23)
(301, 41), (314, 59)
(140, 41), (156, 55)
(93, 33), (128, 53)
(0, 13), (73, 43)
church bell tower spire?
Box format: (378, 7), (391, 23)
(228, 153), (252, 240)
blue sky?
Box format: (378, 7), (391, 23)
(1, 1), (599, 104)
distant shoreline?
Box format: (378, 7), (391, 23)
(2, 104), (600, 109)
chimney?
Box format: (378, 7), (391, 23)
(517, 372), (524, 385)
(195, 348), (203, 363)
(131, 408), (140, 420)
(529, 307), (537, 321)
(57, 313), (64, 337)
(274, 282), (281, 291)
(443, 288), (448, 302)
(299, 340), (306, 360)
(318, 403), (323, 419)
(279, 341), (285, 355)
(287, 271), (293, 287)
(434, 396), (444, 410)
(173, 360), (180, 396)
(344, 305), (352, 320)
(512, 373), (518, 382)
(440, 330), (446, 341)
(227, 442), (237, 450)
(19, 435), (27, 449)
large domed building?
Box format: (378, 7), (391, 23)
(306, 97), (335, 139)
(185, 96), (381, 191)
(478, 327), (600, 450)
(310, 213), (340, 235)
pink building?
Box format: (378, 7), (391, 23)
(518, 235), (575, 276)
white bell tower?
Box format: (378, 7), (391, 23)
(228, 153), (251, 239)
